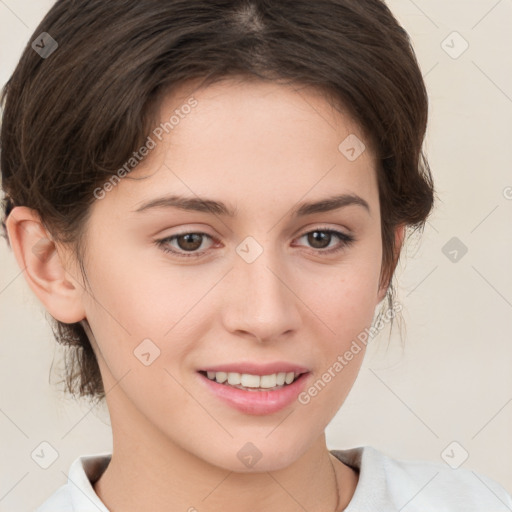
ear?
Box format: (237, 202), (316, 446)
(5, 206), (86, 324)
(376, 223), (406, 304)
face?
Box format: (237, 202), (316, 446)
(72, 78), (389, 471)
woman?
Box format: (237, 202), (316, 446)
(2, 0), (511, 510)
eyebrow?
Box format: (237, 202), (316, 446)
(132, 193), (370, 217)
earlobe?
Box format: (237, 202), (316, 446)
(5, 206), (86, 324)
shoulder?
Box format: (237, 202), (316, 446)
(379, 447), (512, 510)
(332, 445), (512, 511)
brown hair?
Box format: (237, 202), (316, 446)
(0, 0), (435, 403)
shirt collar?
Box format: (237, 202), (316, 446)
(331, 445), (397, 511)
(66, 452), (112, 512)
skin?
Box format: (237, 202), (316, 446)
(7, 78), (404, 512)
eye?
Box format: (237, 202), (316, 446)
(155, 231), (217, 258)
(294, 226), (355, 255)
(155, 226), (356, 259)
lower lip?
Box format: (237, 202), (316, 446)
(197, 372), (310, 415)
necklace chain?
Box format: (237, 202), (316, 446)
(329, 455), (341, 512)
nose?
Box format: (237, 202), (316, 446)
(221, 246), (302, 343)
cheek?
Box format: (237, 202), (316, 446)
(303, 274), (375, 390)
(81, 244), (214, 374)
(84, 238), (183, 331)
(295, 269), (376, 419)
(298, 248), (382, 339)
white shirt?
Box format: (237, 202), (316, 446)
(35, 445), (512, 511)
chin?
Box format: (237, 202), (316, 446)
(197, 435), (312, 473)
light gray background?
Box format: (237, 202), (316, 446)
(1, 1), (511, 510)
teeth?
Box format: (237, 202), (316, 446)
(204, 371), (300, 389)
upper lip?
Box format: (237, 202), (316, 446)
(198, 361), (310, 375)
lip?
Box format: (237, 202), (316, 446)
(198, 371), (311, 415)
(197, 361), (310, 375)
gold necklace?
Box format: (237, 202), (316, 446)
(329, 455), (341, 512)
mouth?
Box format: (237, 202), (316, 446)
(196, 369), (311, 415)
(197, 370), (306, 392)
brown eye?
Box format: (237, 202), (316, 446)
(155, 232), (216, 258)
(296, 228), (355, 254)
(175, 233), (204, 252)
(307, 230), (332, 249)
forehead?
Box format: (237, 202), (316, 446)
(99, 78), (379, 217)
(165, 77), (369, 151)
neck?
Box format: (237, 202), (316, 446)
(92, 377), (358, 512)
(93, 422), (357, 512)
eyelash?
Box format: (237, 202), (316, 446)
(155, 226), (356, 259)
